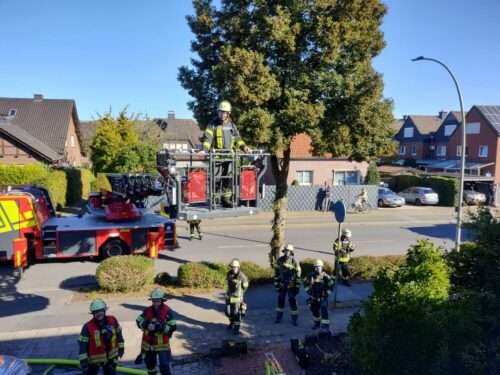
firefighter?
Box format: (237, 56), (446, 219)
(78, 299), (124, 375)
(274, 243), (301, 325)
(225, 258), (249, 335)
(199, 101), (251, 207)
(334, 229), (355, 286)
(304, 260), (334, 331)
(136, 288), (177, 375)
(188, 219), (203, 240)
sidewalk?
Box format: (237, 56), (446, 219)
(0, 283), (372, 374)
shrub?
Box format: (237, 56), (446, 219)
(80, 168), (96, 199)
(35, 170), (67, 209)
(364, 162), (380, 185)
(291, 179), (299, 186)
(96, 255), (155, 293)
(349, 255), (405, 280)
(155, 272), (174, 286)
(177, 262), (227, 288)
(389, 174), (458, 206)
(0, 164), (50, 185)
(64, 168), (83, 205)
(300, 258), (334, 276)
(240, 261), (273, 285)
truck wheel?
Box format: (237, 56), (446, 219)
(101, 239), (127, 259)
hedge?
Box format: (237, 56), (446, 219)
(300, 258), (335, 277)
(0, 164), (49, 184)
(65, 168), (97, 204)
(96, 255), (155, 292)
(240, 261), (273, 285)
(35, 170), (67, 209)
(389, 174), (459, 206)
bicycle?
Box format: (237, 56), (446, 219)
(349, 201), (372, 213)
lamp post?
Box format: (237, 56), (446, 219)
(411, 56), (466, 251)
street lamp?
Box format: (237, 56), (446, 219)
(411, 56), (466, 251)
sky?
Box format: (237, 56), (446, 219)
(0, 0), (499, 121)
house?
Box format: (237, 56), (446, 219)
(264, 133), (368, 186)
(393, 112), (445, 161)
(0, 95), (86, 166)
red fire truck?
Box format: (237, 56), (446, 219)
(0, 174), (176, 276)
(156, 149), (269, 221)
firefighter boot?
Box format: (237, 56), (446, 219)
(275, 311), (283, 324)
(226, 322), (234, 330)
(312, 319), (321, 330)
(292, 312), (298, 326)
(199, 233), (203, 240)
(233, 324), (241, 335)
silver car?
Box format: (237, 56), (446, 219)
(398, 187), (439, 205)
(378, 187), (405, 207)
(463, 190), (486, 205)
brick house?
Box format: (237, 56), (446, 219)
(263, 133), (368, 186)
(447, 105), (500, 184)
(0, 95), (86, 166)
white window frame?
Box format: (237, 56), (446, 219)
(403, 127), (414, 138)
(70, 135), (75, 148)
(411, 146), (417, 156)
(399, 145), (406, 155)
(436, 145), (446, 157)
(295, 170), (313, 186)
(456, 145), (468, 157)
(467, 122), (480, 134)
(444, 125), (456, 136)
(478, 145), (488, 158)
(8, 109), (17, 117)
(333, 170), (360, 186)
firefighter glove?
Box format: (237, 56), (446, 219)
(118, 348), (124, 359)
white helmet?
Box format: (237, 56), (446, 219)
(230, 258), (240, 268)
(342, 229), (352, 238)
(314, 259), (324, 267)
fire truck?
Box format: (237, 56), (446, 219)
(0, 174), (176, 276)
(156, 149), (269, 221)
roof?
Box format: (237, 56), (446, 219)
(0, 96), (78, 155)
(475, 105), (500, 135)
(392, 119), (404, 132)
(0, 123), (62, 162)
(408, 115), (443, 135)
(450, 111), (465, 123)
(377, 165), (422, 175)
(277, 133), (333, 158)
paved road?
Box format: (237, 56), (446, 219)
(0, 205), (469, 292)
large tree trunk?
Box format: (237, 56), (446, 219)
(269, 149), (291, 265)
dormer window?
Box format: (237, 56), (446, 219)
(8, 109), (17, 117)
(403, 127), (414, 138)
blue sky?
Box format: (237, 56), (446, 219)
(0, 0), (499, 121)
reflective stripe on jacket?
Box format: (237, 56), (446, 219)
(80, 316), (122, 364)
(334, 239), (354, 262)
(202, 117), (246, 152)
(303, 271), (334, 299)
(138, 304), (177, 352)
(226, 271), (249, 302)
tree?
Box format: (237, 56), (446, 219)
(364, 161), (380, 185)
(179, 0), (396, 263)
(90, 109), (159, 174)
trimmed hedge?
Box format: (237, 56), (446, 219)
(350, 255), (405, 280)
(35, 170), (67, 209)
(240, 261), (273, 285)
(389, 174), (459, 206)
(177, 262), (227, 288)
(96, 255), (155, 292)
(0, 163), (50, 184)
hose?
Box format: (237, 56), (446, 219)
(24, 359), (151, 375)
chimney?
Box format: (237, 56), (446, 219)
(167, 111), (175, 121)
(439, 110), (446, 119)
(33, 94), (43, 102)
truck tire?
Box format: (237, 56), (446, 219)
(101, 239), (128, 259)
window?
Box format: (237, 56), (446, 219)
(399, 145), (406, 155)
(411, 146), (417, 155)
(456, 146), (468, 157)
(70, 135), (75, 148)
(403, 127), (414, 138)
(479, 145), (488, 158)
(182, 144), (188, 150)
(436, 145), (446, 157)
(295, 171), (313, 185)
(333, 170), (359, 185)
(444, 125), (456, 136)
(467, 122), (480, 134)
(8, 109), (17, 117)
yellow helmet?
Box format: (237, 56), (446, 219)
(314, 259), (324, 267)
(230, 258), (240, 267)
(149, 287), (166, 300)
(89, 299), (108, 313)
(218, 100), (232, 113)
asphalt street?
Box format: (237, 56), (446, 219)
(0, 205), (470, 293)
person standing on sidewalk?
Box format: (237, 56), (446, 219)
(187, 219), (203, 240)
(274, 244), (301, 325)
(225, 258), (249, 334)
(136, 288), (177, 375)
(78, 299), (124, 375)
(334, 229), (355, 286)
(323, 185), (332, 212)
(304, 260), (334, 331)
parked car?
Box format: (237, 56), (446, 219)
(463, 189), (486, 205)
(398, 187), (439, 205)
(378, 187), (405, 207)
